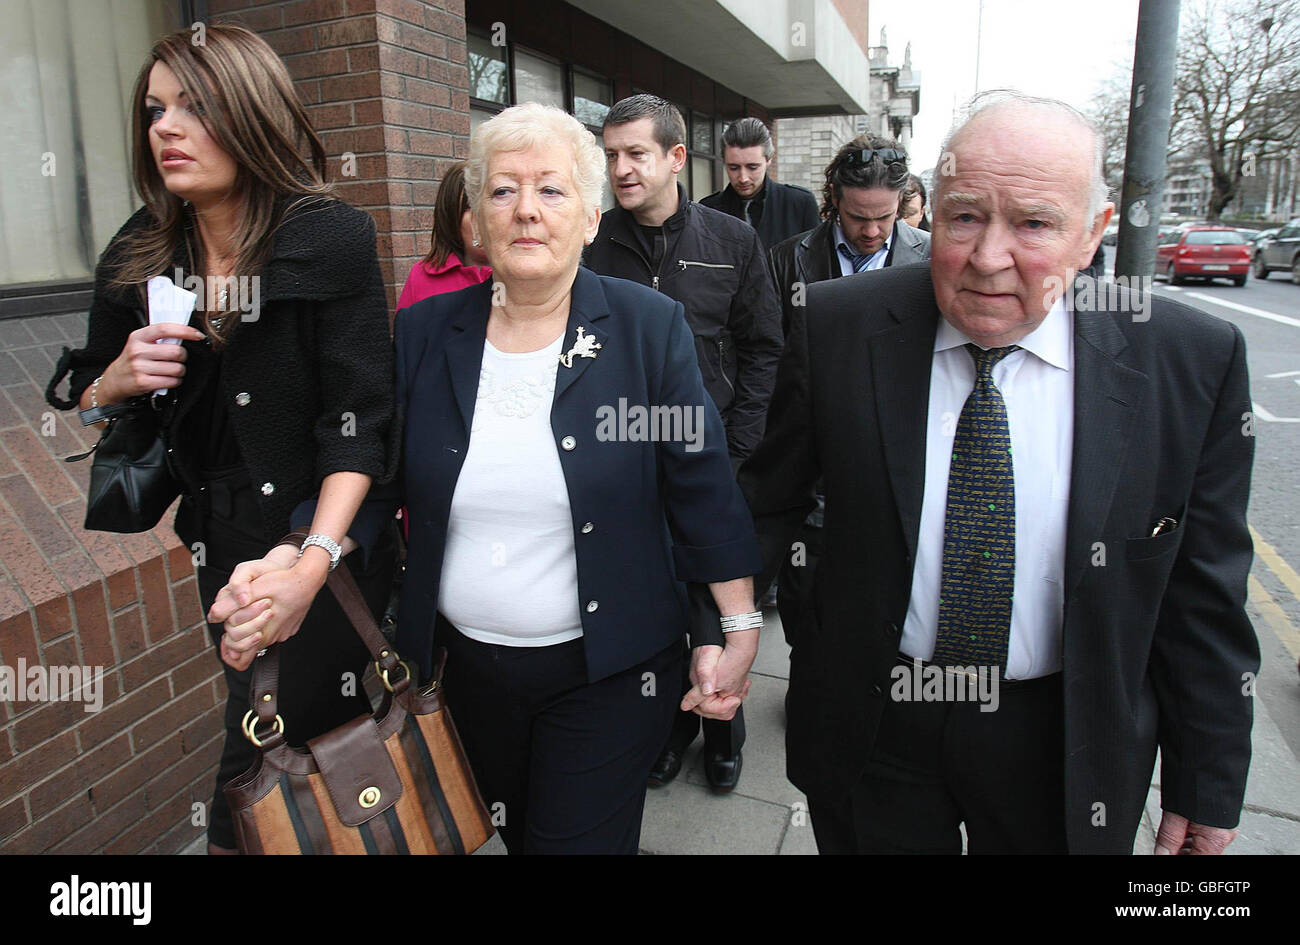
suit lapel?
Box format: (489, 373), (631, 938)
(553, 268), (611, 402)
(1064, 284), (1147, 598)
(444, 281), (493, 434)
(870, 286), (939, 560)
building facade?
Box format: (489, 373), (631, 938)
(772, 30), (921, 199)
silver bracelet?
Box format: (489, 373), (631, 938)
(299, 533), (342, 571)
(720, 610), (763, 633)
(90, 375), (104, 409)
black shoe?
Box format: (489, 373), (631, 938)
(648, 748), (684, 787)
(705, 750), (743, 794)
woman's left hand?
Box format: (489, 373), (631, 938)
(209, 545), (329, 671)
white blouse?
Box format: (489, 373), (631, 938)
(437, 335), (584, 647)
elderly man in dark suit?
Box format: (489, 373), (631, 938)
(735, 92), (1258, 854)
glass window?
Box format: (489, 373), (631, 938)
(1184, 230), (1248, 246)
(593, 133), (615, 211)
(691, 156), (714, 201)
(691, 112), (713, 154)
(573, 71), (611, 128)
(1, 0), (180, 287)
(513, 49), (564, 109)
(471, 107), (494, 135)
(467, 32), (509, 105)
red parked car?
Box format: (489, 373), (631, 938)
(1156, 226), (1251, 286)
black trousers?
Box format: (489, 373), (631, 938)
(441, 622), (683, 854)
(664, 642), (745, 756)
(807, 656), (1068, 854)
(190, 470), (395, 850)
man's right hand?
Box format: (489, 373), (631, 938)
(96, 323), (205, 403)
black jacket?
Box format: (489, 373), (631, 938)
(583, 184), (783, 461)
(768, 217), (931, 336)
(48, 199), (398, 545)
(736, 266), (1257, 851)
(700, 179), (820, 251)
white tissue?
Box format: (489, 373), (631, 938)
(146, 275), (197, 396)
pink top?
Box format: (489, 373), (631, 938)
(395, 252), (493, 312)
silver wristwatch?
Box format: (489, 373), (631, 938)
(299, 533), (342, 571)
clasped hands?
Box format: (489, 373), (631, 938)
(682, 631), (757, 721)
(207, 542), (332, 671)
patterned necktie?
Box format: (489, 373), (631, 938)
(932, 343), (1020, 671)
(838, 243), (872, 273)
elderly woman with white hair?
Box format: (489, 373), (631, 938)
(215, 103), (763, 854)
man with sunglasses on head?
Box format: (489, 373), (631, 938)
(767, 136), (931, 648)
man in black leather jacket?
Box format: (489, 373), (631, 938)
(584, 94), (783, 793)
(701, 117), (820, 251)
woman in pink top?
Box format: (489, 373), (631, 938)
(396, 161), (492, 310)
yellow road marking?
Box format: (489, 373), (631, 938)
(1247, 575), (1300, 662)
(1251, 525), (1300, 604)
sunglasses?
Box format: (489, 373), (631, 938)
(844, 148), (908, 167)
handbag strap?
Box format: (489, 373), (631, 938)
(245, 529), (411, 749)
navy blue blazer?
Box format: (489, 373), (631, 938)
(340, 267), (761, 684)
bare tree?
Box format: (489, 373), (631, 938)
(1087, 72), (1133, 201)
(1173, 0), (1300, 219)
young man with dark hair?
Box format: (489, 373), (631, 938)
(585, 94), (783, 794)
(701, 117), (820, 250)
(766, 135), (931, 650)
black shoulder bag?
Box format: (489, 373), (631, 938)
(49, 308), (182, 533)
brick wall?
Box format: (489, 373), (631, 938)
(0, 314), (218, 855)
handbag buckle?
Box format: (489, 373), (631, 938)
(242, 710), (285, 747)
(378, 660), (411, 693)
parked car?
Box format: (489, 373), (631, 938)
(1155, 226), (1251, 286)
(1249, 227), (1280, 247)
(1253, 222), (1300, 283)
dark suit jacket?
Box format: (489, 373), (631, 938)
(354, 267), (761, 684)
(700, 179), (821, 251)
(767, 218), (930, 335)
(739, 264), (1259, 854)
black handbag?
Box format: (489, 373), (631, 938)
(70, 395), (181, 533)
(48, 306), (182, 533)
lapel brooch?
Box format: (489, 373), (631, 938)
(559, 325), (602, 368)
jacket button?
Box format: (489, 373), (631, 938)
(586, 600), (599, 613)
(235, 392), (251, 407)
(260, 482), (275, 496)
(581, 522), (594, 534)
(561, 435), (576, 451)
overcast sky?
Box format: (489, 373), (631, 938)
(869, 0), (1142, 171)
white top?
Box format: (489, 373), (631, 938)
(901, 296), (1075, 679)
(437, 335), (584, 647)
(834, 220), (892, 276)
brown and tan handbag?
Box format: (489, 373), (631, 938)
(223, 538), (494, 855)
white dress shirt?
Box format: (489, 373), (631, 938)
(901, 296), (1075, 679)
(834, 220), (892, 276)
(438, 336), (584, 647)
